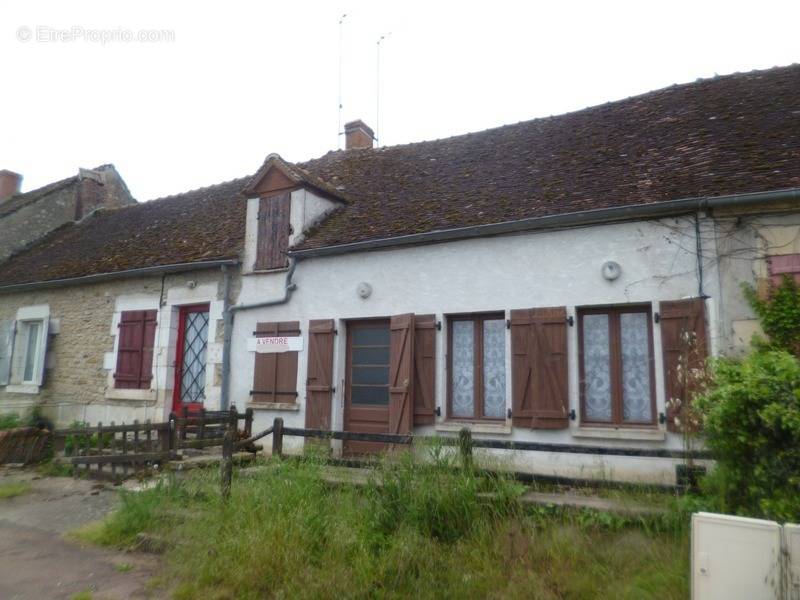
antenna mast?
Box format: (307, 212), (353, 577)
(376, 32), (390, 146)
(337, 14), (347, 149)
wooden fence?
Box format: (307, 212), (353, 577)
(53, 407), (253, 480)
(219, 417), (713, 496)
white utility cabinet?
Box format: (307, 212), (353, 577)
(692, 512), (783, 599)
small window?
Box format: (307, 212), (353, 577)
(21, 321), (42, 383)
(251, 321), (300, 404)
(579, 305), (655, 426)
(255, 192), (291, 270)
(768, 254), (800, 287)
(114, 310), (157, 390)
(448, 313), (506, 420)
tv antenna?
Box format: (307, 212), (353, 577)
(376, 32), (391, 146)
(337, 13), (348, 149)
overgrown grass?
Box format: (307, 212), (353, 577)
(79, 451), (689, 599)
(0, 481), (31, 499)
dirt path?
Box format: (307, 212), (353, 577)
(0, 468), (160, 600)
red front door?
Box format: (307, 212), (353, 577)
(172, 303), (210, 414)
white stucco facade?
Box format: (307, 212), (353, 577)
(229, 215), (722, 484)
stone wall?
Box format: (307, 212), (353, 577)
(0, 267), (238, 427)
(0, 165), (134, 262)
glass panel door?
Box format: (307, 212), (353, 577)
(172, 304), (210, 413)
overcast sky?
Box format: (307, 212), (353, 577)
(2, 1), (798, 201)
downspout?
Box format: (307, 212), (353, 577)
(220, 257), (299, 410)
(695, 211), (705, 298)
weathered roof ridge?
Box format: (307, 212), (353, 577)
(306, 63), (800, 161)
(0, 163), (127, 219)
(292, 62), (800, 250)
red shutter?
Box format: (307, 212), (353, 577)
(413, 314), (437, 425)
(305, 319), (336, 430)
(389, 314), (415, 434)
(660, 298), (708, 432)
(768, 254), (800, 287)
(255, 192), (291, 270)
(114, 310), (157, 390)
(252, 321), (300, 404)
(511, 307), (569, 429)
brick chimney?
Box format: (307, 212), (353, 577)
(0, 170), (22, 202)
(344, 120), (375, 150)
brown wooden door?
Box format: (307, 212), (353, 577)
(344, 320), (391, 454)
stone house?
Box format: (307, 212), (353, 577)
(1, 65), (799, 484)
(0, 165), (134, 262)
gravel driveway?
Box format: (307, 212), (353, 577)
(0, 468), (160, 599)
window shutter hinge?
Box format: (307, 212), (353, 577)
(435, 321), (441, 331)
(569, 409), (576, 421)
(507, 408), (512, 419)
(506, 319), (511, 330)
(435, 406), (441, 417)
(654, 312), (660, 323)
(331, 386), (336, 393)
(566, 316), (574, 327)
(659, 412), (666, 424)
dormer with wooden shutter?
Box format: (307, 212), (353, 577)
(241, 154), (346, 273)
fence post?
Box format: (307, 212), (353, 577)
(165, 412), (177, 457)
(221, 428), (233, 500)
(458, 427), (473, 471)
(272, 418), (284, 459)
(244, 408), (254, 438)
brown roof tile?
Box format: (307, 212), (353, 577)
(1, 65), (799, 287)
(294, 64), (800, 250)
(0, 178), (247, 286)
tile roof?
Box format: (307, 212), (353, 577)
(0, 178), (248, 286)
(1, 64), (798, 287)
(294, 64), (800, 250)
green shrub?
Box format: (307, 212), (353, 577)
(0, 413), (21, 430)
(743, 275), (800, 355)
(696, 349), (800, 521)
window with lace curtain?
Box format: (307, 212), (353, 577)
(579, 305), (656, 426)
(447, 313), (506, 420)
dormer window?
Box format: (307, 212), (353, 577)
(255, 192), (291, 270)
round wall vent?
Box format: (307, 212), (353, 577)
(601, 261), (622, 281)
(356, 282), (373, 299)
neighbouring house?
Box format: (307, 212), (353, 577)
(0, 65), (798, 484)
(0, 165), (134, 262)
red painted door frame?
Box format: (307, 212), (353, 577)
(172, 303), (210, 414)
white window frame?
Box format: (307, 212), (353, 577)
(19, 319), (45, 385)
(7, 305), (50, 394)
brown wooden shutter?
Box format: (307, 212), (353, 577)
(389, 314), (415, 434)
(305, 319), (336, 429)
(114, 310), (157, 389)
(255, 192), (291, 270)
(660, 298), (708, 432)
(413, 314), (436, 425)
(511, 307), (569, 429)
(251, 321), (300, 404)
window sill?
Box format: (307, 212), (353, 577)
(105, 388), (157, 402)
(250, 402), (300, 411)
(572, 427), (665, 442)
(246, 266), (290, 276)
(4, 384), (40, 395)
(436, 421), (512, 435)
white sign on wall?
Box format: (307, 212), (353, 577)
(246, 336), (304, 354)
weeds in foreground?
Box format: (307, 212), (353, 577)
(0, 481), (31, 499)
(80, 451), (689, 599)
